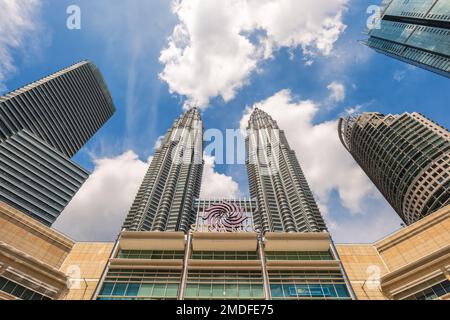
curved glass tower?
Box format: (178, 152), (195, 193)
(123, 108), (204, 232)
(246, 108), (327, 233)
(339, 112), (450, 225)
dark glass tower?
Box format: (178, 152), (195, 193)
(0, 61), (116, 225)
(245, 108), (327, 233)
(339, 112), (450, 225)
(123, 108), (204, 232)
(363, 0), (450, 77)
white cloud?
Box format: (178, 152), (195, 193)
(345, 105), (362, 115)
(54, 151), (151, 241)
(240, 89), (375, 214)
(329, 201), (403, 243)
(153, 135), (165, 150)
(327, 81), (346, 103)
(393, 69), (406, 82)
(55, 151), (240, 240)
(200, 155), (240, 199)
(0, 0), (42, 91)
(159, 0), (348, 108)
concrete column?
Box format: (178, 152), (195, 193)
(258, 234), (271, 300)
(178, 231), (193, 300)
(330, 241), (357, 300)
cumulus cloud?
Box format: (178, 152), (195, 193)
(327, 81), (346, 103)
(55, 151), (240, 240)
(54, 151), (151, 241)
(345, 105), (362, 115)
(0, 0), (43, 91)
(240, 89), (375, 214)
(159, 0), (348, 108)
(200, 155), (240, 199)
(329, 200), (403, 243)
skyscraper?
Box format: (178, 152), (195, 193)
(122, 108), (204, 232)
(0, 61), (115, 225)
(339, 112), (450, 225)
(363, 0), (450, 77)
(95, 108), (354, 301)
(246, 108), (327, 233)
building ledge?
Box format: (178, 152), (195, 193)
(264, 232), (331, 251)
(0, 290), (18, 300)
(119, 231), (186, 250)
(192, 232), (258, 251)
(376, 205), (450, 252)
(381, 245), (450, 298)
(0, 241), (68, 298)
(0, 201), (74, 251)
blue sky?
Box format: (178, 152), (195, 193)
(2, 0), (449, 243)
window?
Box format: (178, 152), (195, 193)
(97, 269), (181, 300)
(117, 250), (185, 260)
(0, 277), (50, 300)
(407, 280), (450, 300)
(265, 251), (333, 261)
(191, 251), (259, 260)
(185, 271), (265, 300)
(268, 271), (350, 300)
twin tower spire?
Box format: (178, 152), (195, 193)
(123, 107), (327, 234)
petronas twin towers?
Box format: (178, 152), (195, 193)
(123, 107), (327, 234)
(247, 109), (327, 233)
(123, 108), (204, 232)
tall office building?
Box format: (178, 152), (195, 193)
(339, 112), (450, 225)
(246, 108), (327, 233)
(95, 108), (354, 301)
(0, 61), (115, 225)
(122, 108), (204, 232)
(363, 0), (450, 77)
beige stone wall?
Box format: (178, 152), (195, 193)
(336, 244), (388, 300)
(0, 290), (17, 300)
(59, 242), (114, 300)
(376, 205), (450, 271)
(337, 205), (450, 300)
(0, 202), (73, 268)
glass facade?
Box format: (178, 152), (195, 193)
(268, 271), (351, 300)
(117, 250), (185, 260)
(191, 251), (259, 260)
(0, 277), (50, 300)
(97, 269), (181, 300)
(185, 271), (265, 300)
(97, 232), (352, 301)
(365, 0), (450, 77)
(265, 251), (333, 261)
(0, 61), (115, 226)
